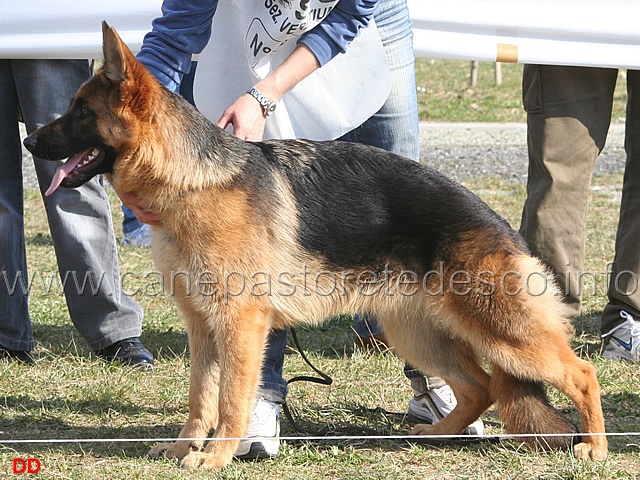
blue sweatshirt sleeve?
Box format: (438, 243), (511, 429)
(137, 0), (218, 92)
(299, 0), (379, 67)
(137, 0), (379, 90)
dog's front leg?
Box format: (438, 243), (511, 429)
(149, 312), (220, 461)
(180, 304), (272, 470)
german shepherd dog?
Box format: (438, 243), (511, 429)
(24, 23), (607, 468)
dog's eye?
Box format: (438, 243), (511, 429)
(73, 102), (91, 118)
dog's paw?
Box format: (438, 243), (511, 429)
(149, 441), (200, 461)
(573, 441), (608, 460)
(409, 423), (438, 436)
(180, 451), (231, 470)
(148, 442), (172, 459)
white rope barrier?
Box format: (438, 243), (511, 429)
(1, 432), (638, 445)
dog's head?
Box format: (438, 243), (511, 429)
(24, 22), (157, 195)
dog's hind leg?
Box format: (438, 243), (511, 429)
(409, 350), (493, 438)
(441, 252), (607, 459)
(381, 311), (492, 438)
(180, 304), (272, 470)
(528, 343), (607, 459)
(489, 341), (607, 459)
(472, 256), (607, 459)
(554, 350), (608, 460)
(149, 311), (221, 461)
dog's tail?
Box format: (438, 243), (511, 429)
(490, 365), (577, 451)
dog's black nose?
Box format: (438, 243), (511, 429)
(23, 133), (38, 152)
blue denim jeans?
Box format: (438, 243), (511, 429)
(0, 59), (144, 351)
(343, 0), (420, 162)
(346, 0), (420, 342)
(121, 204), (141, 235)
(261, 0), (420, 402)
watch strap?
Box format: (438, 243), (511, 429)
(247, 87), (276, 117)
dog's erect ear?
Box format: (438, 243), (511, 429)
(101, 20), (131, 83)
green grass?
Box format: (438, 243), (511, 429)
(3, 176), (638, 479)
(415, 60), (629, 123)
(2, 61), (638, 479)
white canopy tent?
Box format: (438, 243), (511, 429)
(408, 0), (640, 69)
(1, 0), (639, 68)
(0, 1), (162, 58)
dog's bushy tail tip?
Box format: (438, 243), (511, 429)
(491, 365), (576, 451)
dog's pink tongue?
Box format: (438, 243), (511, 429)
(45, 151), (88, 196)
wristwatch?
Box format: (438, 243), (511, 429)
(247, 87), (277, 117)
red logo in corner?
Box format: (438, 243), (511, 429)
(12, 458), (41, 475)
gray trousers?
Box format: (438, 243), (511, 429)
(520, 64), (640, 335)
(0, 59), (143, 351)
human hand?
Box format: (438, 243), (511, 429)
(214, 44), (319, 141)
(119, 191), (162, 226)
(216, 94), (267, 141)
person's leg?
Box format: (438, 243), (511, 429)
(121, 204), (152, 247)
(14, 60), (146, 352)
(0, 60), (34, 354)
(258, 328), (288, 404)
(348, 0), (419, 343)
(346, 0), (478, 429)
(353, 312), (387, 349)
(347, 0), (482, 434)
(601, 69), (640, 362)
(520, 65), (617, 316)
(404, 366), (484, 435)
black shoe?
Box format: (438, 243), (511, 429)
(97, 337), (154, 372)
(0, 345), (35, 363)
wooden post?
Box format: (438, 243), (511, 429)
(470, 60), (479, 86)
(495, 62), (503, 85)
(470, 61), (503, 86)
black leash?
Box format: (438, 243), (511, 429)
(281, 327), (393, 437)
(281, 327), (333, 435)
(285, 327), (334, 388)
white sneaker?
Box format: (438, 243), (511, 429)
(407, 382), (484, 436)
(121, 223), (152, 247)
(234, 397), (280, 460)
(602, 310), (640, 363)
